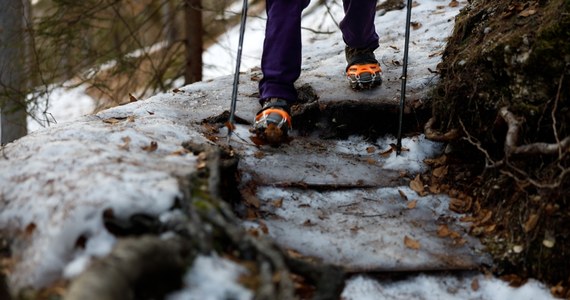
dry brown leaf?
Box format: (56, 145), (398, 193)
(410, 175), (425, 195)
(449, 0), (459, 7)
(518, 8), (536, 17)
(103, 118), (122, 124)
(272, 198), (284, 208)
(429, 183), (441, 194)
(398, 189), (408, 201)
(411, 21), (422, 30)
(254, 151), (265, 159)
(485, 224), (497, 233)
(449, 197), (472, 213)
(366, 158), (377, 165)
(366, 146), (376, 153)
(128, 93), (138, 102)
(258, 220), (269, 234)
(407, 200), (417, 209)
(141, 141), (158, 152)
(170, 148), (190, 156)
(119, 136), (131, 150)
(523, 213), (539, 233)
(437, 224), (451, 237)
(25, 222), (36, 237)
(449, 231), (461, 239)
(432, 166), (448, 178)
(470, 278), (480, 291)
(380, 147), (394, 157)
(127, 115), (135, 122)
(478, 210), (493, 225)
(404, 236), (421, 250)
(244, 195), (260, 209)
(303, 219), (316, 227)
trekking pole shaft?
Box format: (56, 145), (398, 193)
(396, 0), (413, 155)
(228, 0), (248, 138)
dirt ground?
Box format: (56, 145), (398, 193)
(431, 0), (569, 296)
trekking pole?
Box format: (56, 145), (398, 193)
(227, 0), (248, 143)
(396, 0), (413, 155)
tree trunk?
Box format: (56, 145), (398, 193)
(184, 0), (203, 84)
(0, 0), (28, 144)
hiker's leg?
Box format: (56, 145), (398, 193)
(259, 0), (310, 105)
(340, 0), (379, 50)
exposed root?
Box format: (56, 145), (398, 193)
(499, 107), (570, 156)
(66, 236), (190, 300)
(424, 117), (460, 142)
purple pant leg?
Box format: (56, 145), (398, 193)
(340, 0), (379, 50)
(259, 0), (310, 104)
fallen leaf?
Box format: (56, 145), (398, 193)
(172, 88), (181, 93)
(429, 183), (441, 194)
(398, 189), (408, 201)
(272, 198), (283, 208)
(258, 220), (269, 234)
(449, 231), (461, 239)
(410, 175), (425, 195)
(449, 197), (472, 213)
(437, 224), (451, 237)
(523, 213), (539, 233)
(366, 158), (377, 165)
(303, 219), (316, 227)
(24, 223), (36, 237)
(225, 121), (236, 131)
(127, 115), (135, 122)
(407, 200), (417, 209)
(119, 136), (131, 150)
(478, 210), (493, 225)
(380, 147), (394, 157)
(449, 0), (459, 7)
(128, 93), (138, 102)
(518, 8), (536, 17)
(424, 155), (447, 166)
(103, 118), (122, 124)
(366, 146), (376, 153)
(411, 21), (422, 30)
(350, 226), (363, 233)
(404, 235), (421, 250)
(471, 278), (480, 291)
(254, 151), (265, 159)
(500, 274), (526, 287)
(170, 148), (190, 156)
(141, 141), (158, 152)
(432, 165), (448, 178)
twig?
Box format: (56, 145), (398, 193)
(459, 118), (502, 168)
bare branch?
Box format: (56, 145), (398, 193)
(499, 107), (570, 156)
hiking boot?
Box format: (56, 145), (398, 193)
(252, 98), (292, 145)
(345, 46), (383, 90)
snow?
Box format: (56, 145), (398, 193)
(342, 273), (555, 300)
(0, 0), (557, 299)
(166, 255), (253, 300)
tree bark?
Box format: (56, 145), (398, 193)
(0, 0), (28, 144)
(184, 0), (203, 84)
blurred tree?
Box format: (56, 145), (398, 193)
(0, 0), (30, 144)
(185, 0), (203, 84)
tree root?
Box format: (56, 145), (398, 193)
(66, 236), (191, 300)
(499, 107), (570, 156)
(424, 117), (460, 142)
